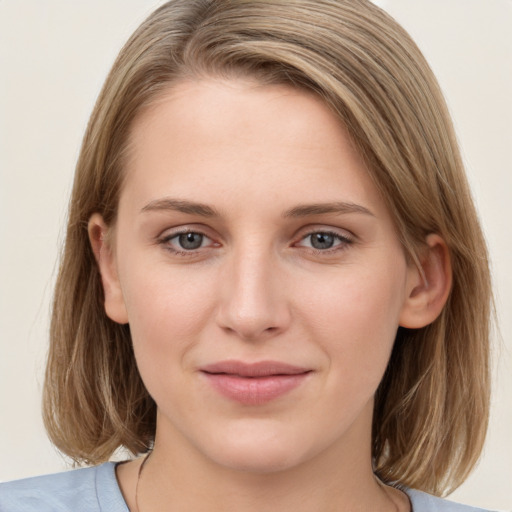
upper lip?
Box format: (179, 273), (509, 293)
(200, 360), (311, 377)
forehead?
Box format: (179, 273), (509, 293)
(121, 78), (387, 219)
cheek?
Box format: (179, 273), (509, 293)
(118, 257), (217, 375)
(296, 257), (408, 386)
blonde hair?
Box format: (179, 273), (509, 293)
(43, 0), (491, 496)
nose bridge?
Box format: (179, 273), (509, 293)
(217, 239), (289, 340)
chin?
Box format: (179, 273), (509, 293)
(215, 447), (304, 474)
(203, 423), (314, 474)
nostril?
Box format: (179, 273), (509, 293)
(219, 321), (282, 342)
(215, 273), (291, 340)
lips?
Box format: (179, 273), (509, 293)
(200, 360), (312, 405)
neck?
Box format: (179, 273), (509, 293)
(118, 407), (408, 512)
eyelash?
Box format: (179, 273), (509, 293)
(158, 229), (216, 257)
(157, 228), (354, 257)
(295, 230), (354, 254)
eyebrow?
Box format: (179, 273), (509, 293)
(283, 202), (374, 218)
(140, 198), (219, 217)
(140, 198), (374, 219)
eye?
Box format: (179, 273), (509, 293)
(160, 230), (215, 253)
(175, 232), (206, 250)
(296, 230), (352, 251)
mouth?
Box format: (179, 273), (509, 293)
(200, 360), (312, 405)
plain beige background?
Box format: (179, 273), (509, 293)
(0, 1), (510, 510)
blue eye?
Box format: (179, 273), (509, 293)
(161, 231), (212, 253)
(176, 232), (204, 250)
(309, 232), (336, 250)
(298, 231), (351, 251)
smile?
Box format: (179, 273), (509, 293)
(200, 360), (312, 405)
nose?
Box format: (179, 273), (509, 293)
(216, 245), (291, 341)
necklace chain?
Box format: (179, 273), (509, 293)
(134, 453), (402, 512)
(134, 451), (152, 512)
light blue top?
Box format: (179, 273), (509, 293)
(0, 462), (497, 511)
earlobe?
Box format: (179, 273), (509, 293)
(399, 234), (452, 329)
(88, 213), (129, 324)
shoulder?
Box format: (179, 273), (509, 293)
(0, 462), (128, 512)
(406, 489), (499, 512)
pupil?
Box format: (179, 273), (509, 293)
(311, 233), (334, 249)
(179, 233), (203, 250)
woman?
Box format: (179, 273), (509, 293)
(0, 1), (495, 510)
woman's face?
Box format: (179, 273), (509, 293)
(101, 79), (420, 473)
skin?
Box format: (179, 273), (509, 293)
(89, 79), (451, 512)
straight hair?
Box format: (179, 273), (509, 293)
(43, 0), (492, 496)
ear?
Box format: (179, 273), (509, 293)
(399, 234), (452, 329)
(88, 213), (129, 324)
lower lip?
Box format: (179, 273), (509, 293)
(202, 373), (309, 405)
